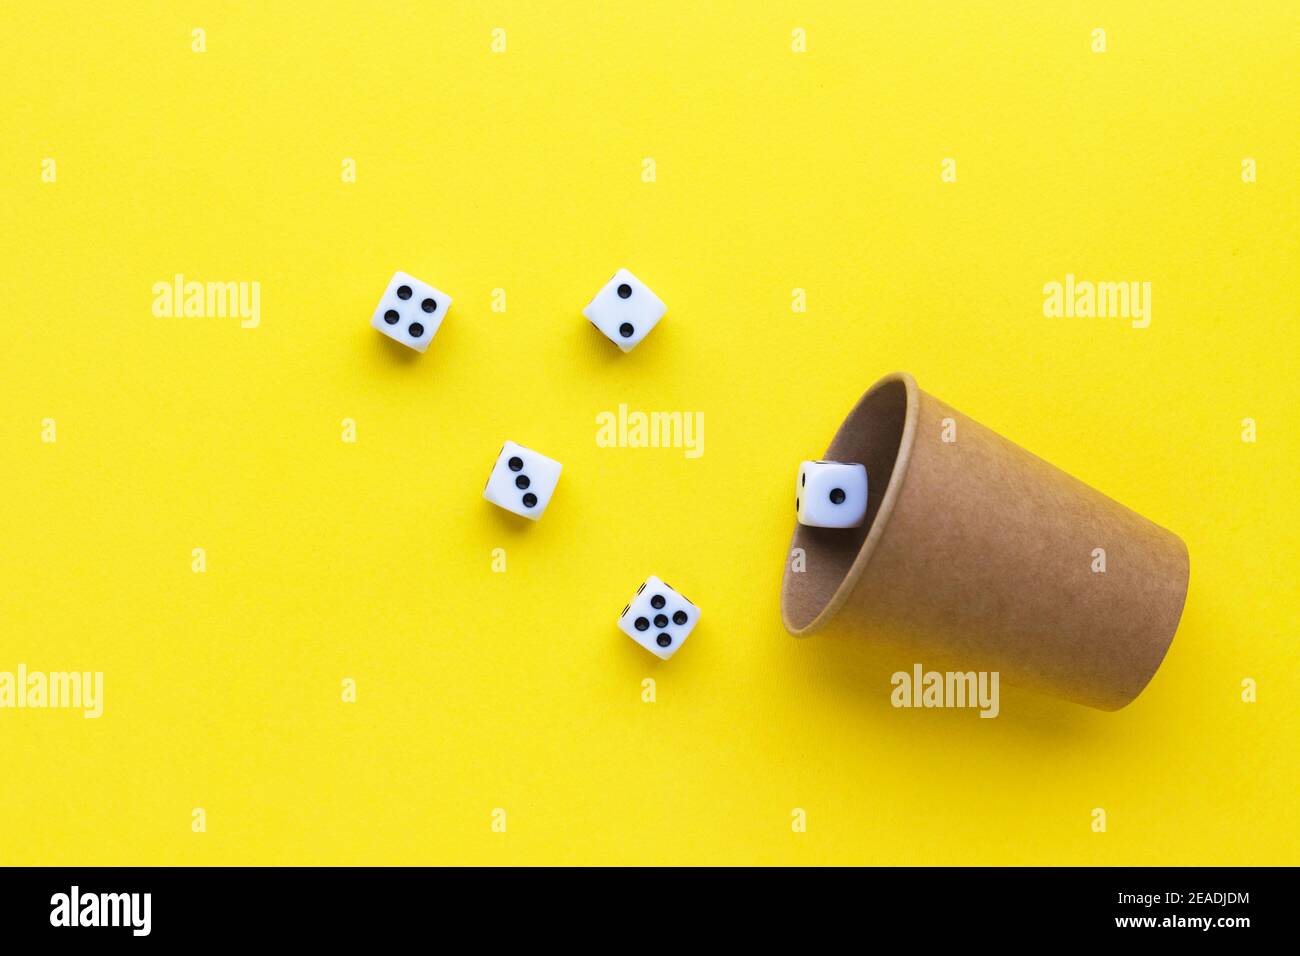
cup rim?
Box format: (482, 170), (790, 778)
(781, 371), (921, 636)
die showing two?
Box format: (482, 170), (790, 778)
(582, 268), (667, 352)
(371, 267), (698, 658)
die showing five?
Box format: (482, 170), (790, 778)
(618, 576), (700, 660)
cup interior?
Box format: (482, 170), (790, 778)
(781, 373), (917, 634)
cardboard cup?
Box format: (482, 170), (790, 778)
(781, 372), (1190, 710)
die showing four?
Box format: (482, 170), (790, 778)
(370, 271), (452, 353)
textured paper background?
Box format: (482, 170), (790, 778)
(1, 2), (1296, 864)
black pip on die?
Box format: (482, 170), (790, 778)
(582, 268), (666, 352)
(484, 441), (562, 520)
(618, 575), (700, 660)
(371, 271), (452, 352)
(796, 460), (868, 528)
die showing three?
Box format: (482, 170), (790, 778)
(483, 441), (562, 521)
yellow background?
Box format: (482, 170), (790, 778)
(2, 1), (1296, 865)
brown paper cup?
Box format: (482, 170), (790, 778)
(781, 372), (1189, 710)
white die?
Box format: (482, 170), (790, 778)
(371, 271), (452, 352)
(582, 268), (666, 352)
(618, 575), (700, 660)
(796, 460), (868, 528)
(483, 441), (562, 520)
